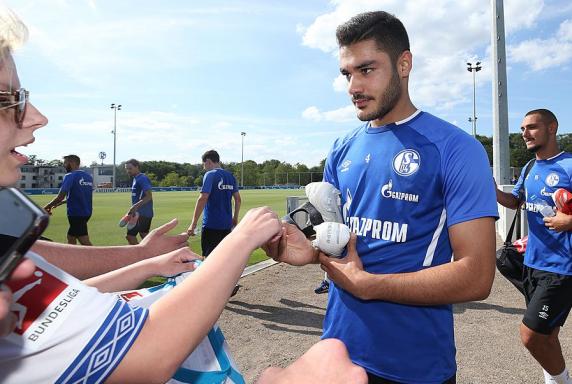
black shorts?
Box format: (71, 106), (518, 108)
(522, 266), (572, 334)
(67, 216), (91, 237)
(366, 372), (455, 384)
(201, 227), (231, 257)
(126, 216), (153, 237)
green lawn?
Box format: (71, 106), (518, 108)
(30, 189), (304, 266)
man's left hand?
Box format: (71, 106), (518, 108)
(319, 234), (368, 299)
(543, 210), (572, 232)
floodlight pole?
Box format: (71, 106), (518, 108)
(110, 103), (122, 190)
(467, 61), (482, 137)
(240, 131), (246, 187)
(491, 0), (510, 184)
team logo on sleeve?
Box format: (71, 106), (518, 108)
(340, 160), (352, 173)
(546, 173), (559, 187)
(393, 149), (420, 176)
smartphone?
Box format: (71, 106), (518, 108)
(0, 188), (49, 282)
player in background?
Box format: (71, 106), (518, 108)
(124, 158), (153, 245)
(44, 154), (93, 245)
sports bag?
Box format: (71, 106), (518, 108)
(495, 160), (534, 295)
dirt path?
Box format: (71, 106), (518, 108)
(218, 249), (572, 383)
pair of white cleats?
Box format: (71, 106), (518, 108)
(304, 182), (350, 258)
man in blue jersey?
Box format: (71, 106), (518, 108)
(44, 155), (94, 245)
(496, 109), (572, 384)
(188, 150), (242, 257)
(125, 158), (154, 245)
(263, 11), (498, 383)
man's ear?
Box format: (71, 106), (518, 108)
(398, 51), (412, 77)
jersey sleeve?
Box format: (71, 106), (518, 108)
(511, 164), (527, 200)
(201, 172), (214, 194)
(140, 175), (152, 192)
(232, 174), (239, 193)
(59, 173), (73, 193)
(442, 134), (499, 227)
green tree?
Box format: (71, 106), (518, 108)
(160, 171), (181, 187)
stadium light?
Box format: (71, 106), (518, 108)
(110, 103), (122, 189)
(241, 131), (246, 187)
(467, 61), (482, 137)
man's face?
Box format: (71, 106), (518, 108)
(339, 39), (403, 125)
(521, 113), (552, 153)
(0, 53), (48, 186)
(203, 159), (214, 171)
(125, 163), (138, 177)
(63, 159), (72, 172)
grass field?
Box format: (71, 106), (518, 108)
(30, 189), (305, 266)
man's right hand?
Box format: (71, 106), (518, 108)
(261, 222), (318, 266)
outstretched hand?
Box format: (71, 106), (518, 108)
(233, 207), (282, 250)
(147, 247), (202, 277)
(140, 219), (190, 259)
(261, 222), (317, 266)
(256, 338), (367, 384)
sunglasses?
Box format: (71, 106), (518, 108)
(0, 88), (29, 127)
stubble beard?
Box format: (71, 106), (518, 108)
(356, 71), (402, 123)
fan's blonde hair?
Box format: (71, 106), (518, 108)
(0, 5), (28, 61)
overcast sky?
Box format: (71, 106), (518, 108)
(6, 0), (572, 167)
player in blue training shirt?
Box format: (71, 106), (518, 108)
(188, 150), (242, 257)
(263, 11), (498, 384)
(497, 109), (572, 384)
(44, 154), (94, 245)
(125, 158), (154, 245)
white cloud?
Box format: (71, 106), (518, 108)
(332, 74), (347, 92)
(302, 105), (355, 122)
(299, 0), (552, 112)
(558, 19), (572, 41)
(509, 19), (572, 71)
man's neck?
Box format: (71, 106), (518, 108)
(535, 144), (561, 160)
(370, 99), (417, 127)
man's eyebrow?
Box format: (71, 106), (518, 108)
(356, 60), (377, 69)
(340, 60), (377, 74)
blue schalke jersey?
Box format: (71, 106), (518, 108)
(131, 173), (153, 217)
(322, 111), (498, 383)
(201, 168), (238, 230)
(512, 152), (572, 275)
(60, 170), (93, 217)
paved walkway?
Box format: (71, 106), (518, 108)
(218, 238), (572, 383)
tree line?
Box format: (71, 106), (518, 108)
(28, 133), (572, 187)
(476, 133), (572, 168)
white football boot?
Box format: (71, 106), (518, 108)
(305, 182), (344, 224)
(312, 222), (351, 258)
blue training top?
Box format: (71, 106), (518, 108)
(322, 110), (498, 383)
(201, 168), (238, 230)
(60, 170), (93, 217)
(512, 152), (572, 275)
(131, 173), (153, 217)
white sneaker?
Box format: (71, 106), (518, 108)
(312, 222), (351, 257)
(305, 182), (343, 224)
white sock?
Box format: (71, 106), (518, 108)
(544, 368), (572, 384)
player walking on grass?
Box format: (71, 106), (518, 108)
(188, 150), (241, 257)
(124, 158), (153, 245)
(44, 154), (93, 245)
(496, 109), (572, 384)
